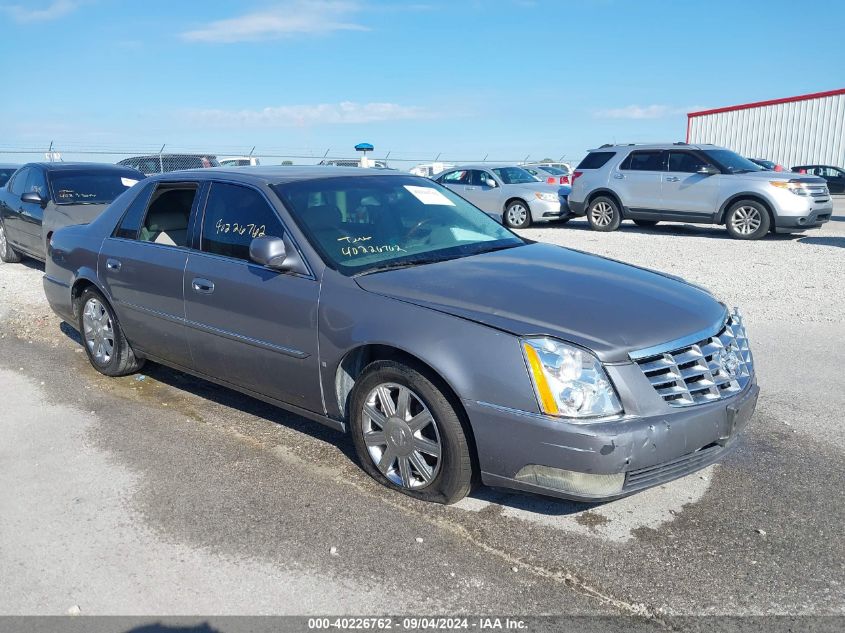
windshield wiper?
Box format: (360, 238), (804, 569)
(356, 255), (445, 276)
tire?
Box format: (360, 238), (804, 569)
(725, 200), (770, 240)
(503, 200), (531, 229)
(77, 288), (145, 377)
(349, 360), (474, 504)
(0, 219), (22, 263)
(587, 196), (621, 232)
(633, 219), (659, 228)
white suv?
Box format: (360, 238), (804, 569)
(568, 143), (832, 240)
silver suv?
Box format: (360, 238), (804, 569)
(568, 143), (833, 240)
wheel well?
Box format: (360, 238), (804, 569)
(335, 344), (480, 477)
(70, 279), (97, 318)
(587, 189), (624, 215)
(719, 194), (775, 227)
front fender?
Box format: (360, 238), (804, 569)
(317, 269), (540, 421)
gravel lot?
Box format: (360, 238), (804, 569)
(0, 200), (843, 617)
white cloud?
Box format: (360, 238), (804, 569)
(188, 102), (434, 127)
(3, 0), (79, 22)
(181, 1), (368, 43)
(593, 105), (696, 120)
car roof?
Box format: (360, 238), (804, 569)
(587, 143), (724, 152)
(446, 163), (528, 170)
(145, 165), (418, 185)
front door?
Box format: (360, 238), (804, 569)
(613, 150), (666, 211)
(661, 151), (722, 218)
(465, 170), (502, 214)
(99, 181), (200, 368)
(184, 181), (322, 412)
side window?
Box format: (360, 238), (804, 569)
(471, 170), (496, 187)
(576, 152), (616, 169)
(138, 184), (198, 247)
(621, 151), (666, 171)
(7, 168), (30, 195)
(114, 182), (156, 240)
(440, 170), (470, 185)
(26, 169), (49, 199)
(668, 152), (708, 173)
(201, 182), (283, 261)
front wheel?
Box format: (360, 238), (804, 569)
(504, 200), (531, 229)
(0, 219), (22, 263)
(587, 196), (622, 232)
(725, 200), (770, 240)
(349, 360), (474, 504)
(78, 288), (145, 376)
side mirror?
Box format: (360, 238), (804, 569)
(249, 234), (309, 275)
(21, 191), (46, 207)
(484, 179), (497, 188)
(697, 165), (719, 176)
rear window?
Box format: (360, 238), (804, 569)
(576, 152), (615, 169)
(49, 169), (144, 205)
(620, 151), (665, 171)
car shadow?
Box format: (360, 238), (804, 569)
(20, 258), (46, 272)
(123, 623), (222, 633)
(797, 235), (845, 248)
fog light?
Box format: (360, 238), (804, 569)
(515, 465), (625, 497)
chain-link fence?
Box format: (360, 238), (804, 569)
(0, 144), (578, 177)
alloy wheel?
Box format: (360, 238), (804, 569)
(591, 201), (614, 227)
(82, 298), (115, 365)
(730, 206), (762, 236)
(361, 382), (442, 489)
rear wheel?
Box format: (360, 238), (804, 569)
(504, 200), (531, 229)
(633, 219), (659, 228)
(725, 200), (770, 240)
(349, 360), (474, 504)
(0, 219), (22, 263)
(77, 288), (145, 377)
(587, 196), (621, 232)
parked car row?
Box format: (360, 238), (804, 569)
(36, 165), (758, 505)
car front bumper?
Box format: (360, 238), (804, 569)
(528, 197), (569, 222)
(773, 207), (833, 232)
(464, 380), (758, 502)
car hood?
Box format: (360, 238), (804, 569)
(731, 170), (826, 184)
(355, 243), (726, 363)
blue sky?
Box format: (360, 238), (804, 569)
(1, 0), (842, 165)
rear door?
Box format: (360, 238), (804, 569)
(661, 151), (722, 218)
(438, 169), (472, 200)
(99, 181), (200, 368)
(183, 181), (323, 412)
(613, 150), (666, 211)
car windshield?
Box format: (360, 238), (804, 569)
(0, 168), (17, 187)
(492, 166), (538, 184)
(273, 175), (524, 276)
(535, 165), (566, 175)
(703, 150), (764, 174)
(49, 169), (144, 205)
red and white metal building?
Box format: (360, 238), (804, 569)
(686, 88), (845, 169)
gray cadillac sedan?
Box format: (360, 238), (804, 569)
(43, 167), (759, 504)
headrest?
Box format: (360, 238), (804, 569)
(307, 204), (341, 229)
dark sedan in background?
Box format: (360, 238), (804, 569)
(43, 167), (757, 504)
(0, 162), (144, 263)
(792, 164), (845, 194)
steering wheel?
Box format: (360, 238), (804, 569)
(405, 218), (434, 240)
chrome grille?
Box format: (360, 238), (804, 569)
(634, 310), (753, 407)
(805, 182), (830, 201)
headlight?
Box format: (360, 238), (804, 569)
(522, 337), (623, 419)
(769, 180), (809, 196)
(535, 192), (559, 202)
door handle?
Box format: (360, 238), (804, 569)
(106, 258), (121, 271)
(665, 176), (680, 182)
(465, 186), (476, 190)
(192, 278), (215, 294)
(613, 173), (624, 179)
